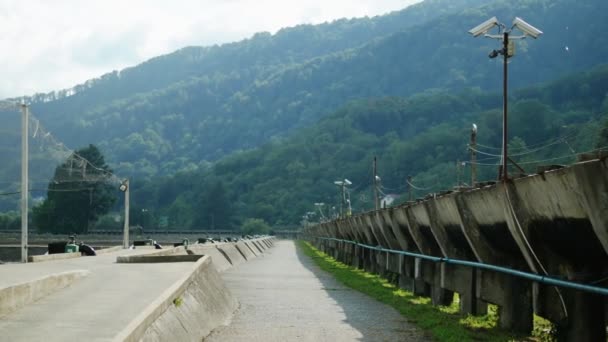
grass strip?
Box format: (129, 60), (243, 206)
(298, 241), (553, 342)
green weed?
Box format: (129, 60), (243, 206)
(298, 241), (553, 342)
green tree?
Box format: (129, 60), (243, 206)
(33, 145), (117, 234)
(194, 180), (233, 229)
(241, 218), (271, 235)
(596, 119), (608, 149)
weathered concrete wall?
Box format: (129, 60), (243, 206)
(114, 256), (237, 342)
(304, 158), (608, 341)
(114, 237), (276, 341)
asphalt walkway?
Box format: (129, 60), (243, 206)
(205, 240), (428, 342)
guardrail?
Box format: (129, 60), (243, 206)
(315, 237), (608, 296)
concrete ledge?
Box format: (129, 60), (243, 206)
(116, 255), (204, 263)
(27, 246), (123, 263)
(28, 252), (81, 263)
(0, 270), (89, 318)
(96, 246), (123, 255)
(113, 256), (237, 342)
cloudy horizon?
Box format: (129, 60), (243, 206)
(0, 0), (421, 99)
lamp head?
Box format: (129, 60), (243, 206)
(512, 17), (543, 39)
(119, 180), (128, 192)
(469, 17), (499, 37)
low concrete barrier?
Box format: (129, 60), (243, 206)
(216, 244), (246, 267)
(114, 256), (237, 342)
(243, 241), (260, 256)
(234, 241), (254, 260)
(0, 270), (89, 318)
(248, 241), (264, 254)
(188, 245), (233, 272)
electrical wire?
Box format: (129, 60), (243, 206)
(469, 137), (570, 157)
(475, 129), (580, 151)
(406, 179), (435, 191)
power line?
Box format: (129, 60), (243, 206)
(0, 187), (95, 196)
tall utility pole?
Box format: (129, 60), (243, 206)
(21, 103), (29, 263)
(470, 124), (477, 186)
(501, 30), (509, 181)
(469, 16), (542, 182)
(373, 156), (379, 210)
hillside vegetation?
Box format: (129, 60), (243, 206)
(129, 65), (608, 227)
(1, 0), (607, 229)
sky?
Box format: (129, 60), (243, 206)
(0, 0), (421, 99)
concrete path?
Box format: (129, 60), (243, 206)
(206, 240), (429, 342)
(0, 248), (194, 341)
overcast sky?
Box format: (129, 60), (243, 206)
(0, 0), (421, 99)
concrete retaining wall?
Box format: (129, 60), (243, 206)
(303, 158), (608, 341)
(0, 270), (89, 318)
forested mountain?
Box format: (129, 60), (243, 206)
(1, 0), (608, 228)
(130, 65), (608, 227)
(2, 0), (607, 182)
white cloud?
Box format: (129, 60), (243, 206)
(0, 0), (420, 98)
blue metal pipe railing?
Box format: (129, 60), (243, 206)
(314, 236), (608, 296)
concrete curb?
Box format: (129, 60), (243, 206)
(0, 270), (90, 318)
(27, 245), (123, 263)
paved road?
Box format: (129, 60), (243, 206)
(206, 240), (429, 342)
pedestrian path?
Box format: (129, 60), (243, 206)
(205, 240), (429, 342)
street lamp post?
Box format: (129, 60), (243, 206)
(469, 17), (542, 181)
(21, 103), (29, 263)
(141, 208), (148, 231)
(333, 179), (352, 218)
(314, 202), (327, 221)
(119, 180), (129, 248)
